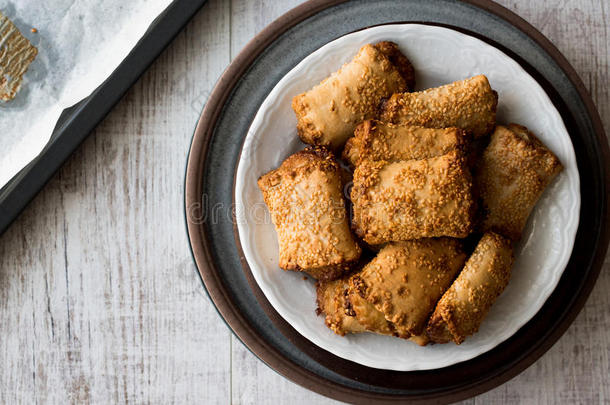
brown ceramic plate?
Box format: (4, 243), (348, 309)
(185, 1), (609, 402)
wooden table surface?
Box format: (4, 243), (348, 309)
(0, 1), (608, 403)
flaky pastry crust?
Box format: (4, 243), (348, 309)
(342, 120), (469, 166)
(351, 239), (467, 338)
(351, 150), (476, 245)
(427, 232), (514, 344)
(292, 42), (414, 150)
(345, 283), (396, 336)
(258, 147), (361, 280)
(315, 278), (367, 336)
(380, 75), (498, 138)
(475, 124), (563, 240)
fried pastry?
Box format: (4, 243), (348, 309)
(346, 281), (430, 344)
(351, 150), (475, 245)
(315, 278), (367, 336)
(380, 75), (497, 138)
(345, 283), (396, 336)
(292, 42), (414, 150)
(476, 124), (563, 240)
(373, 40), (416, 91)
(409, 333), (430, 347)
(258, 147), (361, 280)
(427, 232), (514, 344)
(0, 12), (38, 101)
(351, 238), (467, 338)
(342, 120), (469, 166)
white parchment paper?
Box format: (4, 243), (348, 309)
(0, 0), (173, 187)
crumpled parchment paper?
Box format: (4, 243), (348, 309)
(0, 0), (173, 187)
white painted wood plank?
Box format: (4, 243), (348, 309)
(0, 0), (233, 403)
(232, 346), (339, 405)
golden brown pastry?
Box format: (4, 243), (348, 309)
(346, 280), (429, 344)
(351, 238), (467, 338)
(292, 42), (414, 150)
(315, 278), (367, 336)
(316, 271), (434, 341)
(258, 147), (361, 280)
(475, 124), (563, 240)
(409, 334), (430, 347)
(427, 232), (514, 344)
(345, 284), (396, 336)
(342, 120), (469, 166)
(351, 150), (475, 245)
(316, 271), (435, 341)
(373, 41), (416, 91)
(0, 12), (38, 101)
(380, 75), (498, 138)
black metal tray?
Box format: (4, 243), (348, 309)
(0, 0), (207, 234)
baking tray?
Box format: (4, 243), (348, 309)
(185, 0), (609, 403)
(0, 0), (207, 235)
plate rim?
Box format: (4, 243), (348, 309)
(185, 1), (610, 403)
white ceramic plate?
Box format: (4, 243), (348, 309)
(234, 24), (580, 371)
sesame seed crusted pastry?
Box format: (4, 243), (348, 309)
(345, 282), (396, 336)
(316, 270), (434, 343)
(315, 264), (439, 343)
(476, 124), (563, 240)
(351, 238), (467, 338)
(427, 232), (514, 344)
(373, 41), (416, 92)
(380, 75), (498, 138)
(292, 42), (414, 150)
(0, 12), (38, 101)
(315, 277), (367, 336)
(258, 147), (361, 281)
(342, 120), (469, 166)
(351, 150), (476, 245)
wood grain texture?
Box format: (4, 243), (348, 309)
(0, 0), (607, 404)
